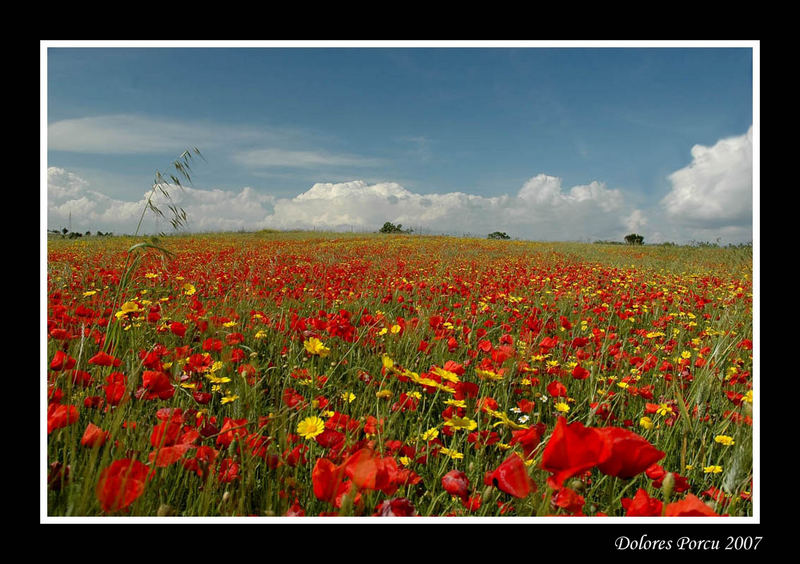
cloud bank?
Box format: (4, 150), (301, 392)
(47, 127), (754, 243)
(47, 169), (634, 241)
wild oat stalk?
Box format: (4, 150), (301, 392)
(103, 148), (204, 354)
(135, 148), (203, 236)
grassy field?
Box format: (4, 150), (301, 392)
(45, 232), (754, 517)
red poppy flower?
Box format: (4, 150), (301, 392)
(571, 365), (590, 380)
(96, 459), (151, 513)
(596, 426), (665, 479)
(150, 417), (183, 449)
(315, 428), (346, 449)
(443, 360), (464, 376)
(621, 488), (663, 516)
(80, 422), (110, 447)
(104, 372), (127, 406)
(648, 466), (691, 493)
(285, 499), (305, 516)
(202, 338), (223, 352)
(454, 381), (479, 400)
(462, 495), (482, 512)
(509, 423), (547, 459)
(50, 350), (76, 371)
(139, 370), (175, 400)
(217, 458), (240, 483)
(664, 493), (717, 516)
(47, 404), (79, 434)
(645, 463), (665, 481)
(374, 497), (416, 516)
(215, 417), (249, 448)
(517, 399), (535, 413)
(546, 380), (568, 397)
(363, 415), (383, 435)
(183, 446), (219, 478)
(226, 332), (244, 346)
(185, 353), (212, 374)
(343, 448), (398, 494)
(88, 350), (121, 367)
(83, 395), (104, 409)
(442, 469), (470, 501)
(552, 486), (585, 515)
(539, 335), (559, 350)
(312, 457), (351, 507)
(540, 417), (612, 489)
(484, 453), (536, 498)
(149, 444), (192, 467)
(170, 321), (187, 337)
(192, 390), (212, 404)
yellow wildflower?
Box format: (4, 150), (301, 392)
(444, 398), (467, 408)
(476, 368), (503, 381)
(221, 392), (239, 405)
(296, 416), (325, 439)
(304, 337), (331, 358)
(420, 428), (439, 441)
(656, 403), (674, 416)
(444, 416), (478, 431)
(431, 366), (460, 383)
(115, 301), (141, 319)
(439, 447), (464, 460)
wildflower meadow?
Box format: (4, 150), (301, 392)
(45, 230), (754, 518)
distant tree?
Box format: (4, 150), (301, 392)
(487, 231), (511, 240)
(379, 221), (412, 234)
(624, 233), (644, 245)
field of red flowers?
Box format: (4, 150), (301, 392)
(45, 232), (754, 518)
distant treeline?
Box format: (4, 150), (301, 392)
(48, 228), (114, 239)
(593, 239), (752, 249)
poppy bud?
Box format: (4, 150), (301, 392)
(222, 491), (231, 504)
(157, 504), (176, 516)
(662, 472), (675, 501)
(568, 478), (586, 492)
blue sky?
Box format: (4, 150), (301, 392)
(45, 42), (756, 243)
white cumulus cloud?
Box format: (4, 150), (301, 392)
(261, 175), (629, 241)
(661, 126), (753, 230)
(47, 167), (276, 234)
